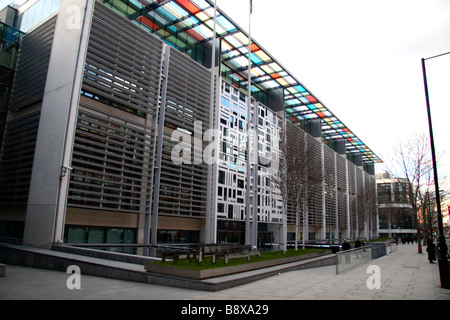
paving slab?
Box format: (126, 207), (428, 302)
(1, 242), (449, 300)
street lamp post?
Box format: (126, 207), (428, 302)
(421, 52), (450, 289)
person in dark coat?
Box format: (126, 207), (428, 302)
(342, 239), (351, 251)
(426, 237), (436, 263)
(355, 238), (362, 248)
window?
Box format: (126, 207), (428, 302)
(228, 204), (234, 219)
(221, 97), (230, 108)
(218, 170), (225, 184)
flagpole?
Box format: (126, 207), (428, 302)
(245, 0), (252, 246)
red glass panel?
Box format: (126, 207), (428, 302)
(137, 16), (159, 30)
(175, 0), (201, 14)
(306, 96), (317, 103)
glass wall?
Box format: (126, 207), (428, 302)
(64, 225), (137, 253)
(18, 0), (60, 32)
(0, 22), (23, 69)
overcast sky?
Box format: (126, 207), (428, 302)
(218, 0), (450, 181)
(2, 0), (449, 182)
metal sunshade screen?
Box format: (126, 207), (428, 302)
(0, 17), (57, 205)
(306, 134), (324, 227)
(336, 154), (348, 228)
(323, 145), (337, 229)
(69, 2), (163, 213)
(69, 105), (155, 213)
(10, 16), (57, 111)
(157, 47), (211, 217)
(347, 161), (358, 232)
(82, 1), (164, 118)
(356, 168), (365, 229)
(0, 111), (40, 205)
(284, 120), (307, 226)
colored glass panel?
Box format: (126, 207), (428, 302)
(195, 11), (209, 21)
(176, 0), (201, 14)
(270, 73), (280, 79)
(251, 43), (259, 51)
(185, 28), (204, 41)
(234, 32), (249, 45)
(276, 78), (288, 86)
(165, 2), (189, 19)
(255, 50), (271, 62)
(217, 15), (237, 32)
(205, 20), (227, 35)
(295, 85), (306, 92)
(268, 62), (282, 72)
(306, 95), (317, 103)
(155, 7), (178, 22)
(137, 16), (159, 30)
(193, 24), (213, 38)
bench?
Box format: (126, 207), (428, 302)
(161, 248), (196, 264)
(159, 244), (261, 265)
(195, 244), (260, 265)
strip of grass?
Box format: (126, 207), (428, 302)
(150, 248), (327, 270)
(367, 237), (393, 243)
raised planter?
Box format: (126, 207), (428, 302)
(145, 251), (330, 280)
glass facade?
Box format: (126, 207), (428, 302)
(18, 0), (60, 32)
(64, 225), (137, 253)
(100, 0), (381, 166)
(0, 21), (23, 69)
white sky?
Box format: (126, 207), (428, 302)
(218, 0), (450, 182)
(2, 0), (449, 183)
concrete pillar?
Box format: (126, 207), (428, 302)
(23, 0), (94, 248)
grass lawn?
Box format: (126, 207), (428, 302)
(367, 237), (393, 243)
(149, 248), (327, 270)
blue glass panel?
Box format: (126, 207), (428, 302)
(299, 97), (309, 104)
(155, 7), (178, 22)
(295, 85), (306, 92)
(246, 53), (262, 64)
(217, 15), (237, 32)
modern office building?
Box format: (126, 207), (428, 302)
(0, 0), (381, 250)
(376, 172), (415, 238)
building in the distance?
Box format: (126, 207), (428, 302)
(376, 172), (415, 238)
(0, 0), (381, 251)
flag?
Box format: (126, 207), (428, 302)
(250, 0), (253, 14)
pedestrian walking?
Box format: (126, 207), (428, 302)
(342, 239), (351, 251)
(355, 238), (361, 248)
(426, 237), (436, 263)
(341, 239), (351, 264)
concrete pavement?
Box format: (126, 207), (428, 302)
(0, 243), (449, 300)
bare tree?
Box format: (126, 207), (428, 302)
(274, 120), (322, 251)
(389, 133), (434, 254)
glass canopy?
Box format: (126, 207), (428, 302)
(101, 0), (382, 164)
